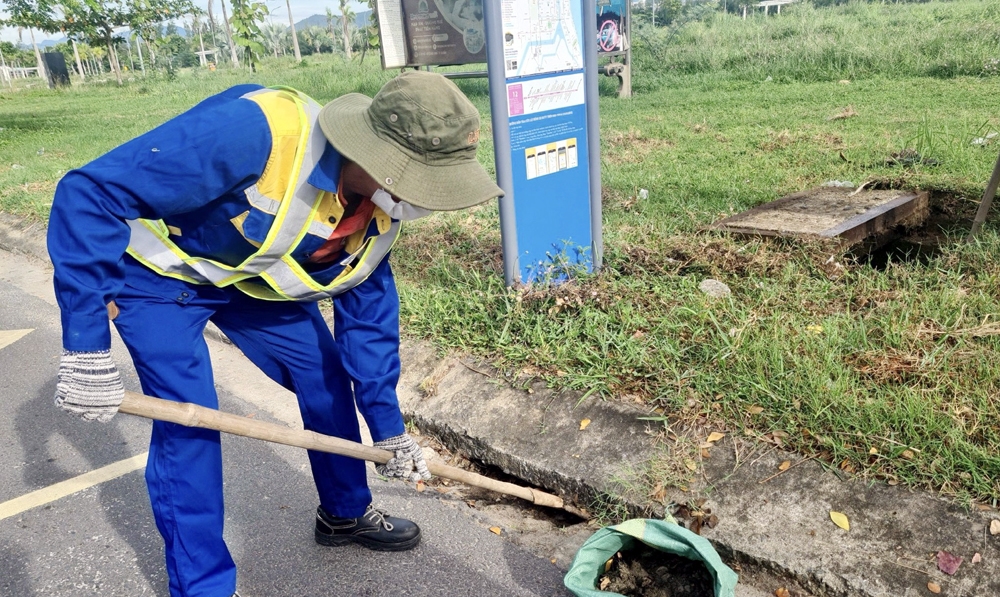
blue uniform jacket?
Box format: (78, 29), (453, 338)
(47, 84), (405, 440)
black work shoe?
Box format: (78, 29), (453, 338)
(315, 504), (421, 551)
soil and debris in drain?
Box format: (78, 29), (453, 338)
(599, 548), (715, 597)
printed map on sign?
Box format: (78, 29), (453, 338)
(501, 0), (584, 78)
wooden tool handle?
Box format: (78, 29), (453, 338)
(119, 391), (565, 509)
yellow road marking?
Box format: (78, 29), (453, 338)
(0, 452), (148, 521)
(0, 329), (33, 350)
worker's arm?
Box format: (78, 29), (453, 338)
(48, 85), (271, 422)
(332, 255), (405, 440)
(333, 256), (429, 480)
(47, 84), (270, 352)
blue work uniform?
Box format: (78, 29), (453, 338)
(47, 84), (406, 597)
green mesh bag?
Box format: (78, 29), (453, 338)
(563, 517), (739, 597)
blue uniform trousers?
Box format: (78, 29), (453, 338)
(112, 259), (372, 597)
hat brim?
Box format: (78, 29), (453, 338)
(318, 94), (504, 211)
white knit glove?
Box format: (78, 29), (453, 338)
(374, 433), (431, 482)
(55, 350), (125, 422)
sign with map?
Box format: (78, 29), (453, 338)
(485, 0), (598, 284)
(500, 0), (584, 78)
(376, 0), (487, 68)
(377, 0), (619, 69)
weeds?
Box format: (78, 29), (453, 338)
(3, 2), (1000, 504)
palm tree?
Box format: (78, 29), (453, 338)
(325, 7), (339, 41)
(285, 0), (301, 62)
(302, 26), (332, 55)
(219, 0), (240, 66)
(338, 0), (354, 59)
(260, 22), (288, 58)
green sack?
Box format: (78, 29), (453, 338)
(563, 517), (739, 597)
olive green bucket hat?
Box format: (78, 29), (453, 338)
(318, 71), (504, 211)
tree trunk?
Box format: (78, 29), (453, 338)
(135, 36), (146, 74)
(71, 38), (85, 81)
(207, 0), (218, 46)
(0, 45), (12, 88)
(198, 24), (207, 66)
(28, 28), (46, 82)
(286, 0), (302, 62)
(105, 29), (123, 85)
(126, 41), (135, 72)
(220, 0), (240, 67)
(145, 38), (156, 69)
(341, 16), (352, 60)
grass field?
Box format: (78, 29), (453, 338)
(2, 0), (999, 507)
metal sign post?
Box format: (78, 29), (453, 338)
(484, 0), (602, 286)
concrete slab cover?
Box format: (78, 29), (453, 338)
(713, 187), (929, 245)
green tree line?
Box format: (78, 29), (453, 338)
(0, 0), (370, 83)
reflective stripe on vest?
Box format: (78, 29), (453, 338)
(234, 212), (400, 302)
(124, 87), (400, 301)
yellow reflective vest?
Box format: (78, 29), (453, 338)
(124, 87), (400, 302)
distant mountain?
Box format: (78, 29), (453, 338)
(292, 10), (372, 32)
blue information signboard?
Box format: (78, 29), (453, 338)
(484, 0), (602, 285)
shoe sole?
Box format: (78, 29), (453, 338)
(315, 530), (421, 552)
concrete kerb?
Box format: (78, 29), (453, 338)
(3, 213), (998, 597)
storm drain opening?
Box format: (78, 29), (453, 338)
(412, 425), (590, 527)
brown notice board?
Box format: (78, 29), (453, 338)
(376, 0), (487, 68)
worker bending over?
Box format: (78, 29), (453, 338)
(47, 71), (502, 597)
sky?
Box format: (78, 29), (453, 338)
(1, 0), (369, 44)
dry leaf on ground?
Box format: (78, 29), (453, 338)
(489, 526), (502, 535)
(830, 511), (850, 531)
(706, 431), (725, 443)
(579, 418), (591, 431)
(936, 551), (962, 575)
(990, 519), (1000, 535)
(778, 460), (791, 471)
(828, 106), (858, 121)
(774, 588), (790, 597)
(927, 581), (942, 594)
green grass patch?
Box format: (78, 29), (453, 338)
(2, 1), (1000, 505)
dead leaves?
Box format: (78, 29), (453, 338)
(579, 418), (591, 431)
(827, 105), (858, 121)
(829, 511), (850, 531)
(674, 499), (719, 535)
(936, 551), (962, 575)
(927, 581), (942, 594)
(990, 519), (1000, 536)
(692, 431), (727, 461)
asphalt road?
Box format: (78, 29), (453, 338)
(0, 247), (571, 597)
